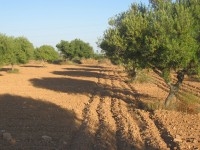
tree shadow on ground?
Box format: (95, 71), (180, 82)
(29, 76), (154, 109)
(81, 65), (106, 69)
(0, 94), (119, 150)
(0, 68), (11, 72)
(30, 77), (98, 94)
(63, 67), (102, 72)
(63, 66), (113, 72)
(31, 65), (156, 107)
(0, 94), (90, 149)
(20, 65), (44, 68)
(52, 70), (106, 78)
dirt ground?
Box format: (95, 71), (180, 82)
(0, 63), (199, 150)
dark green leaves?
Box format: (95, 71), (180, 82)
(100, 0), (200, 79)
(56, 39), (94, 60)
(34, 45), (59, 62)
(0, 34), (34, 66)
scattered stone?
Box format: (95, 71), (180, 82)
(2, 132), (16, 144)
(3, 132), (12, 141)
(174, 135), (182, 142)
(42, 135), (52, 142)
(1, 130), (6, 133)
(63, 141), (67, 145)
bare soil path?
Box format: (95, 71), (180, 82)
(0, 63), (199, 150)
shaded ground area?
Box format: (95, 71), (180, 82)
(0, 63), (199, 149)
(0, 94), (78, 150)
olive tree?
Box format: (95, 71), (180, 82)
(14, 36), (35, 64)
(0, 34), (34, 70)
(145, 0), (198, 106)
(56, 39), (94, 60)
(100, 0), (200, 107)
(34, 45), (59, 65)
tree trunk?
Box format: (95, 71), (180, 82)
(11, 63), (14, 71)
(164, 84), (179, 107)
(130, 68), (137, 80)
(42, 59), (45, 67)
(164, 70), (185, 107)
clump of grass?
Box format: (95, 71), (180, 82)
(176, 101), (199, 114)
(145, 100), (164, 111)
(72, 57), (82, 64)
(58, 60), (75, 65)
(181, 92), (200, 104)
(136, 71), (150, 83)
(127, 70), (151, 84)
(176, 92), (200, 114)
(97, 58), (112, 65)
(7, 68), (19, 73)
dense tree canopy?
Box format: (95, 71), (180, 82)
(14, 36), (35, 64)
(34, 45), (59, 62)
(56, 39), (94, 59)
(100, 0), (200, 106)
(0, 34), (34, 69)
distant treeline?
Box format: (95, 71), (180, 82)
(0, 34), (103, 68)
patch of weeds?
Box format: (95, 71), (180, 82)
(72, 57), (82, 64)
(179, 92), (200, 105)
(136, 72), (150, 83)
(145, 100), (164, 111)
(7, 68), (19, 74)
(129, 70), (151, 84)
(59, 60), (75, 65)
(176, 101), (199, 114)
(136, 99), (164, 112)
(176, 92), (200, 114)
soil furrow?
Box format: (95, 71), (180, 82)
(69, 94), (100, 150)
(1, 64), (199, 150)
(115, 69), (170, 149)
(95, 96), (117, 150)
(135, 109), (169, 149)
(111, 98), (130, 150)
(94, 71), (117, 150)
(151, 113), (181, 150)
(110, 71), (138, 150)
(69, 70), (102, 150)
(118, 100), (144, 149)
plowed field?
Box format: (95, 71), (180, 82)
(0, 63), (199, 150)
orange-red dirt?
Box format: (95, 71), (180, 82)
(0, 63), (199, 150)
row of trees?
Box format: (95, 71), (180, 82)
(0, 34), (95, 68)
(0, 34), (60, 69)
(99, 0), (200, 106)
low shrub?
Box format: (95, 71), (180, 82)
(7, 68), (19, 74)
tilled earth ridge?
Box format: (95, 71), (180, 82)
(0, 63), (199, 150)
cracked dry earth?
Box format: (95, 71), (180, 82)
(0, 63), (199, 150)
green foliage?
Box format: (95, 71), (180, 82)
(0, 34), (14, 65)
(100, 0), (200, 108)
(100, 0), (200, 83)
(176, 91), (200, 114)
(71, 56), (82, 64)
(34, 45), (59, 62)
(14, 37), (35, 63)
(135, 70), (150, 83)
(93, 53), (105, 60)
(56, 39), (94, 60)
(179, 91), (200, 105)
(100, 3), (149, 68)
(0, 34), (34, 67)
